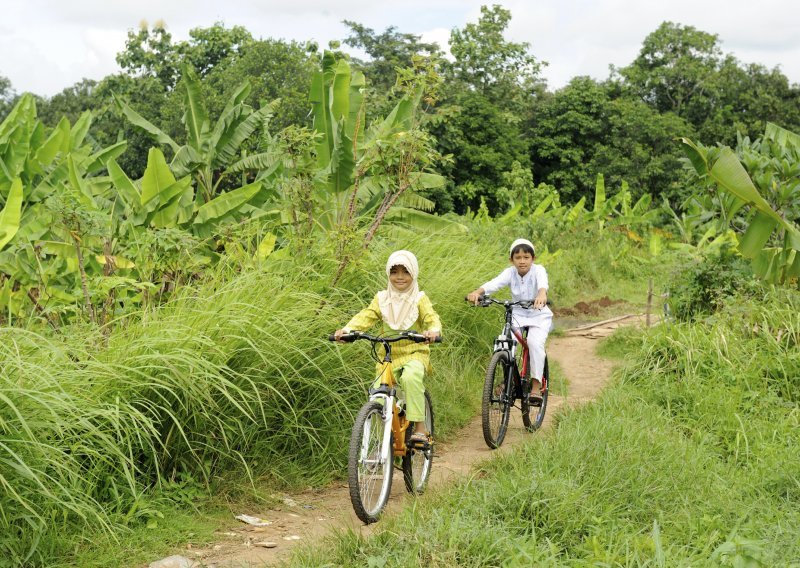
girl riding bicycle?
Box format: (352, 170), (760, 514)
(467, 238), (552, 397)
(334, 250), (441, 444)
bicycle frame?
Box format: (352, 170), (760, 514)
(486, 296), (547, 395)
(367, 359), (413, 459)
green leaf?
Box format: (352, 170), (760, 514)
(150, 177), (193, 228)
(170, 145), (204, 178)
(212, 106), (267, 169)
(224, 151), (283, 175)
(141, 148), (178, 205)
(0, 178), (23, 250)
(566, 197), (586, 223)
(193, 181), (262, 225)
(408, 172), (445, 190)
(738, 211), (778, 259)
(679, 137), (708, 175)
(83, 141), (128, 174)
(396, 191), (435, 212)
(593, 173), (605, 213)
(113, 93), (180, 153)
(255, 232), (277, 260)
(33, 119), (69, 168)
(107, 159), (141, 211)
(709, 148), (785, 227)
(67, 155), (97, 208)
(765, 122), (800, 150)
(384, 207), (468, 234)
(180, 64), (210, 150)
(70, 111), (92, 150)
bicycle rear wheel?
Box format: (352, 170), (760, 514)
(348, 400), (393, 524)
(402, 391), (434, 494)
(482, 350), (512, 448)
(523, 356), (549, 432)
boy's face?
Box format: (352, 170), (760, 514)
(510, 250), (534, 276)
(389, 264), (413, 291)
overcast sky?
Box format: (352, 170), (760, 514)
(2, 0), (799, 97)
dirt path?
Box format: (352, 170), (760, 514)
(168, 315), (643, 568)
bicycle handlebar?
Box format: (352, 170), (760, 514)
(328, 331), (443, 344)
(464, 294), (552, 309)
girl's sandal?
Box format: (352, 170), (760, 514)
(409, 431), (428, 443)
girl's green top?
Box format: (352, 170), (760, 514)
(344, 293), (441, 374)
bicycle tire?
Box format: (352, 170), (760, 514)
(348, 400), (393, 524)
(482, 350), (512, 448)
(523, 356), (549, 432)
(402, 391), (434, 494)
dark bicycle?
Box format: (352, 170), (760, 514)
(474, 295), (549, 448)
(328, 330), (441, 524)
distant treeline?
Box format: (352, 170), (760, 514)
(2, 6), (798, 215)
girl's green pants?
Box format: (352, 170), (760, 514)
(373, 359), (426, 423)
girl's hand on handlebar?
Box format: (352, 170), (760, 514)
(334, 329), (347, 342)
(423, 330), (440, 344)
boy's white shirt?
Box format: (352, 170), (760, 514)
(481, 265), (553, 329)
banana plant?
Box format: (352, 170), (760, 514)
(681, 123), (800, 285)
(114, 63), (276, 206)
(108, 148), (265, 238)
(307, 51), (447, 242)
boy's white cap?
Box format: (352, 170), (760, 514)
(510, 238), (535, 255)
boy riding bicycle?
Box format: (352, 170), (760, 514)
(335, 250), (441, 443)
(467, 238), (552, 397)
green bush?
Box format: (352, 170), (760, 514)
(667, 247), (762, 321)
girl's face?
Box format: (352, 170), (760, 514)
(389, 264), (413, 292)
(510, 250), (534, 276)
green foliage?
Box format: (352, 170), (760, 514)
(343, 21), (443, 120)
(116, 21), (253, 89)
(618, 21), (800, 146)
(680, 123), (800, 285)
(448, 4), (543, 106)
(667, 247), (762, 321)
(529, 76), (692, 205)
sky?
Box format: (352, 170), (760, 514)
(2, 0), (799, 98)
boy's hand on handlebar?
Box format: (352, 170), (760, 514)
(532, 294), (547, 309)
(466, 290), (483, 305)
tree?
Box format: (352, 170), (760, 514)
(116, 21), (254, 91)
(343, 21), (442, 94)
(0, 75), (16, 121)
(430, 89), (530, 213)
(618, 22), (722, 119)
(528, 76), (692, 205)
(447, 4), (544, 108)
(427, 4), (545, 214)
(201, 39), (317, 132)
(342, 21), (443, 120)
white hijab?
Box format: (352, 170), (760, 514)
(377, 250), (423, 330)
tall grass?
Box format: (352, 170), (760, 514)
(290, 287), (800, 566)
(0, 221), (657, 566)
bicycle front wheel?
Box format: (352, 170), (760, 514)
(523, 356), (549, 432)
(402, 390), (434, 494)
(482, 350), (512, 448)
(348, 401), (393, 524)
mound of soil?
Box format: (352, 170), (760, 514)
(554, 296), (623, 317)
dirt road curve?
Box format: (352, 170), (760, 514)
(176, 315), (642, 568)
